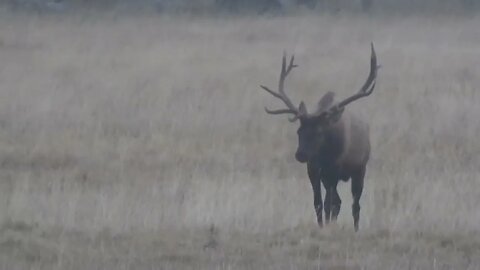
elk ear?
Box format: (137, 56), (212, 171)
(298, 101), (307, 115)
(317, 91), (335, 111)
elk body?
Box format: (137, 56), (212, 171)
(260, 44), (379, 231)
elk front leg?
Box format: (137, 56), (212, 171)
(307, 163), (323, 227)
(331, 187), (341, 222)
(324, 186), (331, 224)
(323, 180), (340, 224)
(351, 167), (365, 232)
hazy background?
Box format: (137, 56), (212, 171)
(4, 0), (480, 14)
(0, 1), (479, 269)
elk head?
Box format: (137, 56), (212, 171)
(260, 43), (379, 163)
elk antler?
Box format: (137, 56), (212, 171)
(335, 43), (379, 109)
(260, 52), (303, 122)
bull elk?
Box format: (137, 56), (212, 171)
(260, 43), (379, 231)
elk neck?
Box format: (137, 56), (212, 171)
(311, 115), (346, 167)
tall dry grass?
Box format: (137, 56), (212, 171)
(0, 12), (479, 269)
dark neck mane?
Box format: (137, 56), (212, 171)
(313, 121), (345, 166)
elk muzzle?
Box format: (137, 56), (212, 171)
(295, 150), (309, 163)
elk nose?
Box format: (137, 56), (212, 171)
(295, 151), (308, 163)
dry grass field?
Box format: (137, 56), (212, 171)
(0, 11), (479, 269)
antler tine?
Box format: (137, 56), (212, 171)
(264, 107), (299, 122)
(288, 115), (300, 122)
(336, 42), (379, 109)
(285, 55), (297, 75)
(277, 53), (299, 111)
(264, 107), (297, 115)
(260, 85), (283, 99)
(360, 43), (378, 94)
(260, 52), (302, 120)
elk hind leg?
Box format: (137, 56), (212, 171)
(351, 167), (365, 232)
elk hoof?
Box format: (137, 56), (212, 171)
(317, 220), (323, 228)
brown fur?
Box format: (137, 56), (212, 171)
(261, 45), (378, 231)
